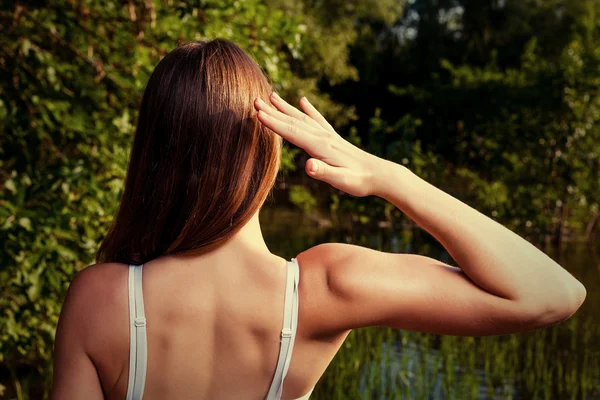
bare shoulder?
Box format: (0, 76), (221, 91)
(296, 241), (419, 289)
(59, 262), (129, 352)
(67, 262), (127, 289)
(297, 242), (393, 267)
(52, 263), (129, 398)
(64, 263), (128, 313)
(294, 242), (381, 337)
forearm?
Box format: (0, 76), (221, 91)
(374, 162), (586, 310)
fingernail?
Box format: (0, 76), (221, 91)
(256, 98), (265, 106)
(309, 160), (318, 173)
(272, 92), (281, 101)
(258, 110), (268, 118)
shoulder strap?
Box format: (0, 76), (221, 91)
(265, 258), (301, 400)
(126, 264), (148, 400)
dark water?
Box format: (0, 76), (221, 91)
(261, 207), (600, 400)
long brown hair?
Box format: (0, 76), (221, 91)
(97, 40), (281, 265)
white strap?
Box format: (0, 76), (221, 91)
(124, 261), (300, 400)
(126, 264), (148, 400)
(265, 258), (301, 399)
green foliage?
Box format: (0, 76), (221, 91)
(288, 185), (317, 213)
(1, 0), (396, 396)
(334, 0), (600, 244)
(278, 146), (301, 174)
(429, 33), (600, 239)
(2, 0), (599, 398)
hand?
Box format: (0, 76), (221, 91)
(254, 93), (390, 197)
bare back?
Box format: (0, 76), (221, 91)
(80, 250), (347, 400)
(51, 238), (585, 400)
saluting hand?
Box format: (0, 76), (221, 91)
(254, 93), (391, 197)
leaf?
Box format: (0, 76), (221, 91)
(18, 217), (32, 231)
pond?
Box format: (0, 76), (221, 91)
(261, 207), (600, 400)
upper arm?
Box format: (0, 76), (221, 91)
(298, 243), (564, 337)
(50, 268), (105, 400)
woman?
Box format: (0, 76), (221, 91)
(50, 39), (587, 399)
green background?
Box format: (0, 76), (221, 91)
(1, 0), (598, 398)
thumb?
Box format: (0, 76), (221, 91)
(305, 158), (340, 185)
(305, 158), (324, 177)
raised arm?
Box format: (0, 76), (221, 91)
(373, 163), (586, 309)
(255, 94), (586, 336)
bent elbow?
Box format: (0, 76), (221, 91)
(559, 281), (587, 319)
(528, 283), (587, 329)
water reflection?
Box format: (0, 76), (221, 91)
(261, 207), (600, 399)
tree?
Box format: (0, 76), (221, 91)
(330, 0), (599, 244)
(0, 0), (404, 397)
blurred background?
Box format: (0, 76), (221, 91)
(1, 0), (599, 399)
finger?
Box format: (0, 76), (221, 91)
(255, 97), (318, 134)
(305, 158), (345, 186)
(270, 92), (322, 130)
(257, 110), (319, 154)
(299, 97), (337, 134)
(253, 96), (279, 114)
